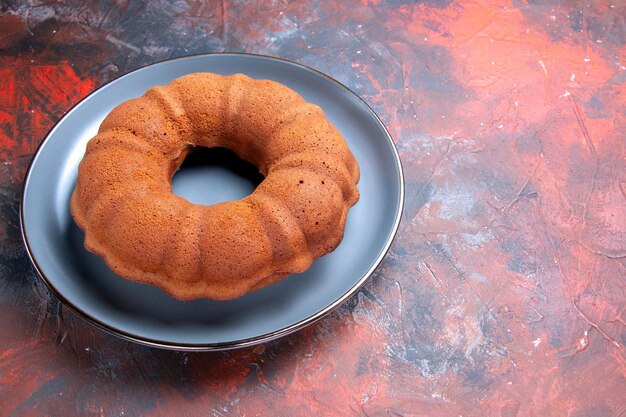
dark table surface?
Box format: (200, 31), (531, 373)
(1, 1), (625, 416)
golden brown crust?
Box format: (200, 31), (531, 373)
(71, 72), (360, 300)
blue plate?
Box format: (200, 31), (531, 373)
(20, 53), (404, 350)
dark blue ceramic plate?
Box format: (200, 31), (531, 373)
(21, 53), (404, 350)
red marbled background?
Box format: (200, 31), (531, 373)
(1, 1), (624, 416)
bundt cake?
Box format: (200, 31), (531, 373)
(70, 72), (360, 300)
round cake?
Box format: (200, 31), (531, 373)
(70, 72), (360, 300)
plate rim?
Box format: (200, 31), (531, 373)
(20, 52), (405, 351)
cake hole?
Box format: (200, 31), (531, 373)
(171, 147), (264, 206)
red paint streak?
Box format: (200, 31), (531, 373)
(0, 70), (18, 151)
(0, 305), (63, 415)
(388, 0), (616, 140)
(0, 58), (95, 161)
